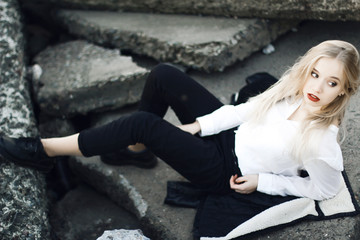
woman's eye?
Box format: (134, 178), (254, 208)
(311, 71), (319, 78)
(328, 81), (338, 87)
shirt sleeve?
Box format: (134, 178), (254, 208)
(196, 101), (254, 136)
(257, 159), (343, 200)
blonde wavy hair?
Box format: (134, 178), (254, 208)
(248, 40), (360, 162)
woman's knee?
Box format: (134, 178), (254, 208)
(129, 111), (160, 126)
(148, 63), (182, 86)
(151, 63), (178, 75)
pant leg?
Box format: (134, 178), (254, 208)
(78, 64), (241, 193)
(78, 111), (227, 191)
(139, 63), (223, 124)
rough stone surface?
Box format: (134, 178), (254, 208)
(97, 229), (150, 240)
(50, 184), (141, 240)
(33, 40), (149, 117)
(27, 0), (360, 21)
(69, 156), (195, 240)
(68, 21), (360, 240)
(55, 10), (296, 72)
(0, 0), (51, 239)
(38, 116), (76, 138)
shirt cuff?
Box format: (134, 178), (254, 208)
(257, 173), (274, 195)
(196, 115), (215, 137)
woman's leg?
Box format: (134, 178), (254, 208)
(139, 63), (223, 123)
(78, 111), (225, 188)
(126, 63), (224, 152)
(41, 134), (82, 157)
(43, 64), (222, 158)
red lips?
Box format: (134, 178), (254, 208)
(307, 93), (320, 102)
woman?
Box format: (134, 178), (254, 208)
(1, 40), (359, 201)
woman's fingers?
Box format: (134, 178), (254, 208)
(229, 175), (258, 194)
(229, 174), (238, 187)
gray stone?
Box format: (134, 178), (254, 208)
(33, 40), (149, 117)
(97, 229), (150, 240)
(69, 157), (195, 240)
(38, 117), (76, 138)
(50, 184), (141, 240)
(68, 21), (360, 240)
(27, 0), (360, 21)
(0, 0), (51, 239)
(55, 10), (296, 72)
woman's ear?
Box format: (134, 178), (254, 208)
(338, 91), (345, 96)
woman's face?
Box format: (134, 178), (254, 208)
(302, 57), (345, 112)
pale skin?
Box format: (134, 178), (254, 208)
(41, 57), (345, 195)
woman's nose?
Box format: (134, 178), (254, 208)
(313, 79), (324, 93)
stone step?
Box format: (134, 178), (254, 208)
(55, 10), (296, 72)
(50, 184), (143, 240)
(33, 40), (149, 117)
(70, 156), (195, 240)
(0, 0), (51, 239)
(32, 0), (360, 21)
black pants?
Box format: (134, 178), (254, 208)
(78, 64), (241, 194)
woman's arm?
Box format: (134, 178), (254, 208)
(256, 160), (343, 200)
(196, 101), (255, 136)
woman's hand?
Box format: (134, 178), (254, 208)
(177, 121), (201, 135)
(229, 174), (259, 194)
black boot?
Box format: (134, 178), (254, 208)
(100, 148), (157, 168)
(0, 136), (55, 172)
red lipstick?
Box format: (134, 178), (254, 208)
(307, 93), (320, 102)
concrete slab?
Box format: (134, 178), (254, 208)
(69, 157), (195, 240)
(0, 0), (51, 239)
(33, 0), (360, 21)
(50, 184), (142, 240)
(55, 10), (296, 72)
(69, 20), (360, 240)
(33, 40), (149, 117)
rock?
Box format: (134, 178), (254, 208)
(97, 229), (150, 240)
(55, 10), (297, 72)
(32, 40), (149, 117)
(50, 184), (141, 240)
(25, 0), (360, 21)
(38, 116), (76, 138)
(69, 156), (195, 240)
(0, 0), (51, 239)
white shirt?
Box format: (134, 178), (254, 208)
(196, 99), (343, 200)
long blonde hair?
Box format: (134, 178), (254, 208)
(248, 40), (360, 162)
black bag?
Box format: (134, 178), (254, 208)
(230, 72), (278, 105)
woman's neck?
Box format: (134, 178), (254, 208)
(288, 102), (318, 122)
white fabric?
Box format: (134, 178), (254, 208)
(200, 176), (357, 240)
(196, 99), (343, 200)
(318, 177), (355, 216)
(200, 198), (317, 240)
